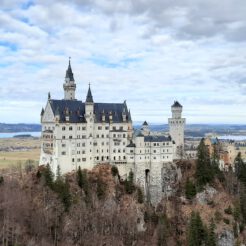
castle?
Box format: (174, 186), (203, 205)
(40, 60), (186, 203)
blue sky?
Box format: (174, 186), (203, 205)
(0, 0), (246, 124)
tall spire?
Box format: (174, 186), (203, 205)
(63, 57), (76, 100)
(65, 57), (74, 81)
(86, 83), (93, 103)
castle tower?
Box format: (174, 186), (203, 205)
(63, 58), (76, 100)
(85, 84), (94, 167)
(168, 101), (186, 148)
(141, 121), (150, 136)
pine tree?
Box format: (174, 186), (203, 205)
(111, 165), (119, 177)
(77, 166), (83, 188)
(196, 139), (214, 189)
(125, 171), (135, 194)
(206, 219), (216, 246)
(157, 214), (169, 246)
(188, 211), (205, 246)
(185, 178), (196, 199)
(137, 187), (144, 203)
(235, 153), (246, 185)
(240, 184), (246, 224)
(43, 163), (54, 188)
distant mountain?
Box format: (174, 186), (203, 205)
(0, 123), (41, 133)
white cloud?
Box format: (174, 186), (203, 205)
(0, 0), (246, 124)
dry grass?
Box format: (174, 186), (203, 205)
(0, 137), (40, 169)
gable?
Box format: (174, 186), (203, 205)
(42, 101), (55, 123)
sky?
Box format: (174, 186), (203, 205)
(0, 0), (246, 124)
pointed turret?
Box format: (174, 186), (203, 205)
(65, 58), (74, 81)
(63, 58), (76, 100)
(48, 92), (51, 100)
(128, 110), (132, 122)
(86, 84), (93, 103)
(41, 107), (44, 116)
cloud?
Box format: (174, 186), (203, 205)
(0, 0), (246, 124)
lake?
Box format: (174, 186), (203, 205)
(0, 131), (41, 138)
(218, 135), (246, 141)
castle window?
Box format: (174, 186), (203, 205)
(98, 126), (102, 130)
(82, 158), (86, 161)
(113, 149), (116, 153)
(105, 126), (109, 130)
(120, 126), (123, 130)
(62, 136), (65, 139)
(69, 126), (73, 130)
(69, 136), (72, 139)
(77, 143), (80, 147)
(82, 127), (86, 130)
(82, 150), (85, 154)
(97, 156), (99, 160)
(62, 144), (66, 147)
(102, 134), (104, 138)
(123, 156), (126, 160)
(113, 134), (116, 138)
(167, 143), (169, 146)
(113, 126), (116, 130)
(106, 134), (109, 138)
(82, 135), (86, 139)
(154, 143), (156, 146)
(61, 151), (66, 155)
(153, 150), (156, 153)
(77, 158), (81, 162)
(130, 150), (134, 153)
(62, 126), (66, 131)
(102, 142), (104, 146)
(118, 149), (121, 153)
(82, 143), (85, 147)
(113, 156), (116, 160)
(72, 158), (74, 162)
(96, 134), (99, 138)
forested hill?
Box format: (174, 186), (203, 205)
(0, 123), (41, 132)
(0, 145), (246, 246)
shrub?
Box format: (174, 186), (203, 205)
(185, 178), (196, 200)
(0, 176), (4, 185)
(223, 218), (230, 224)
(137, 187), (144, 204)
(224, 205), (233, 215)
(111, 165), (119, 177)
(214, 210), (222, 223)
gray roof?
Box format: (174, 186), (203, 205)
(65, 59), (74, 81)
(49, 99), (131, 123)
(126, 140), (136, 147)
(172, 101), (182, 108)
(143, 121), (148, 126)
(86, 85), (93, 103)
(144, 135), (172, 142)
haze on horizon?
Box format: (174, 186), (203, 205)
(0, 0), (246, 124)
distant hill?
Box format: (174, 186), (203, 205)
(0, 123), (41, 133)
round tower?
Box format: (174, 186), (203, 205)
(168, 101), (186, 148)
(63, 58), (76, 100)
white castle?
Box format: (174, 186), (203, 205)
(40, 60), (186, 203)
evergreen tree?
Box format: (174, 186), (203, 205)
(77, 166), (83, 188)
(137, 187), (144, 204)
(43, 164), (54, 188)
(206, 219), (216, 246)
(111, 165), (119, 177)
(235, 153), (246, 185)
(125, 171), (135, 194)
(188, 211), (205, 246)
(196, 139), (214, 189)
(0, 176), (4, 185)
(240, 185), (246, 224)
(185, 178), (196, 199)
